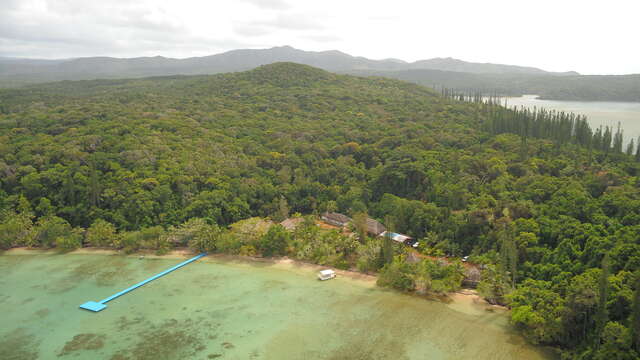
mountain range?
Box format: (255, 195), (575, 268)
(1, 46), (638, 101)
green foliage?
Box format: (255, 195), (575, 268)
(0, 63), (640, 357)
(594, 322), (637, 360)
(164, 218), (209, 248)
(258, 224), (290, 257)
(187, 223), (222, 253)
(0, 210), (34, 249)
(508, 279), (564, 344)
(113, 225), (168, 254)
(414, 258), (465, 294)
(34, 216), (72, 248)
(595, 254), (611, 348)
(631, 273), (640, 353)
(357, 69), (640, 102)
(139, 226), (170, 254)
(356, 238), (382, 273)
(86, 219), (117, 247)
(377, 256), (416, 291)
(477, 264), (511, 305)
(55, 228), (84, 252)
(118, 231), (143, 254)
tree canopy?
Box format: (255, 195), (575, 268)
(1, 63), (640, 358)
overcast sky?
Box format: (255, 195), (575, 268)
(1, 0), (638, 74)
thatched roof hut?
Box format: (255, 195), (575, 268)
(280, 217), (304, 231)
(321, 212), (352, 227)
(463, 267), (481, 288)
(365, 218), (386, 236)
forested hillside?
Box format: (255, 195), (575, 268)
(0, 45), (567, 88)
(6, 45), (640, 102)
(1, 63), (640, 358)
(350, 69), (640, 102)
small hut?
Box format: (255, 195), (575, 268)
(463, 267), (481, 288)
(379, 231), (412, 244)
(280, 217), (304, 231)
(365, 218), (386, 236)
(321, 212), (352, 227)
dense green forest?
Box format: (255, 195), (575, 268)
(1, 63), (640, 358)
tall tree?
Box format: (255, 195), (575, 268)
(499, 221), (518, 288)
(632, 273), (640, 352)
(626, 139), (635, 156)
(613, 123), (624, 153)
(595, 254), (611, 349)
(352, 212), (368, 243)
(381, 215), (395, 265)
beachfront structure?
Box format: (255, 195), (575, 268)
(321, 212), (352, 227)
(381, 231), (412, 243)
(380, 231), (417, 247)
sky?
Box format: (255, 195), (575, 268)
(1, 0), (639, 75)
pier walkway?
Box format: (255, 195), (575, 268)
(79, 253), (207, 312)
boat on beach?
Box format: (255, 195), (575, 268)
(318, 269), (336, 281)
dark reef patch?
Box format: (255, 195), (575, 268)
(58, 333), (106, 356)
(0, 328), (39, 360)
(35, 308), (50, 318)
(111, 318), (206, 360)
(116, 315), (147, 331)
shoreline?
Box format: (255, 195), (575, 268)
(2, 247), (505, 311)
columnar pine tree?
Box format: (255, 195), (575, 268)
(626, 139), (635, 156)
(632, 273), (640, 352)
(595, 254), (610, 349)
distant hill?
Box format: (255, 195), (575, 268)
(0, 46), (571, 85)
(407, 57), (578, 75)
(0, 46), (568, 78)
(1, 45), (638, 101)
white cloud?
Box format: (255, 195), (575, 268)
(0, 0), (638, 74)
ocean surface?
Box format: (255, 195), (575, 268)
(500, 95), (640, 147)
(0, 252), (555, 359)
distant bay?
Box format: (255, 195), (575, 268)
(499, 95), (640, 147)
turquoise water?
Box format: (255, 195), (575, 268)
(0, 252), (554, 359)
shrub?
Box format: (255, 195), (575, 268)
(119, 231), (143, 254)
(34, 216), (71, 248)
(258, 225), (290, 257)
(188, 223), (222, 253)
(0, 211), (34, 249)
(86, 219), (117, 247)
(377, 256), (416, 292)
(55, 228), (84, 252)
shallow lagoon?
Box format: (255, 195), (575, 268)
(0, 252), (554, 359)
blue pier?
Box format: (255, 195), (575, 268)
(79, 253), (207, 312)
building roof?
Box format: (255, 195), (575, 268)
(366, 218), (386, 236)
(280, 217), (304, 231)
(389, 231), (411, 241)
(321, 212), (352, 225)
(380, 231), (413, 243)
